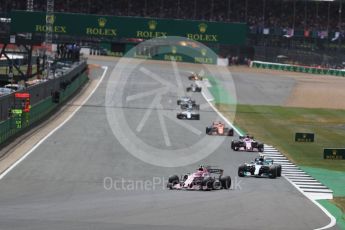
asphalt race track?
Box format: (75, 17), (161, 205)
(0, 59), (338, 230)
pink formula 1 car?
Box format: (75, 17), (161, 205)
(231, 135), (264, 152)
(167, 166), (231, 191)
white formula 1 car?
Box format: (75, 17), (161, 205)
(186, 84), (202, 92)
(176, 109), (200, 120)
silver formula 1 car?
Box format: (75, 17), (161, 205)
(177, 96), (200, 110)
(167, 166), (231, 190)
(238, 155), (282, 179)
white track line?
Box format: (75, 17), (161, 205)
(200, 80), (336, 230)
(284, 175), (335, 230)
(0, 66), (108, 180)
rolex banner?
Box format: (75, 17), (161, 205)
(10, 11), (247, 45)
(295, 133), (315, 142)
(324, 148), (345, 160)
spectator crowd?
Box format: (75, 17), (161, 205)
(0, 0), (344, 33)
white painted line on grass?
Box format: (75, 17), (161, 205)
(0, 66), (108, 180)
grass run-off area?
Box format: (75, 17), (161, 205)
(217, 103), (345, 171)
(333, 197), (345, 216)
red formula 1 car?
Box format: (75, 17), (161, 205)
(167, 166), (231, 191)
(206, 121), (234, 136)
(188, 73), (203, 81)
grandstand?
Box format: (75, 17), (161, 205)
(1, 0), (345, 67)
(1, 0), (343, 30)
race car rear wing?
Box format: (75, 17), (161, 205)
(206, 168), (224, 175)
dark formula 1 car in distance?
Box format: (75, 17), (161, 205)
(167, 165), (231, 190)
(188, 72), (203, 81)
(176, 109), (200, 120)
(206, 121), (234, 136)
(231, 135), (264, 152)
(238, 156), (282, 179)
(186, 83), (202, 92)
(177, 96), (200, 110)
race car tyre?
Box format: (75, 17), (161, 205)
(268, 166), (277, 179)
(231, 141), (235, 150)
(258, 143), (264, 152)
(232, 142), (239, 151)
(228, 129), (234, 136)
(186, 88), (191, 92)
(277, 165), (282, 177)
(168, 175), (180, 184)
(197, 88), (202, 92)
(177, 100), (181, 105)
(167, 182), (173, 189)
(202, 177), (214, 190)
(220, 176), (231, 189)
(238, 165), (246, 177)
(177, 114), (185, 119)
(206, 127), (211, 134)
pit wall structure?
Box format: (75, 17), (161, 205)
(0, 62), (88, 146)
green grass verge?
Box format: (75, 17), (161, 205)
(333, 197), (345, 215)
(217, 103), (345, 171)
(319, 199), (345, 230)
(301, 167), (345, 196)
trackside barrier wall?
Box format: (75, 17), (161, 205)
(251, 61), (345, 77)
(0, 61), (87, 120)
(0, 72), (88, 146)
